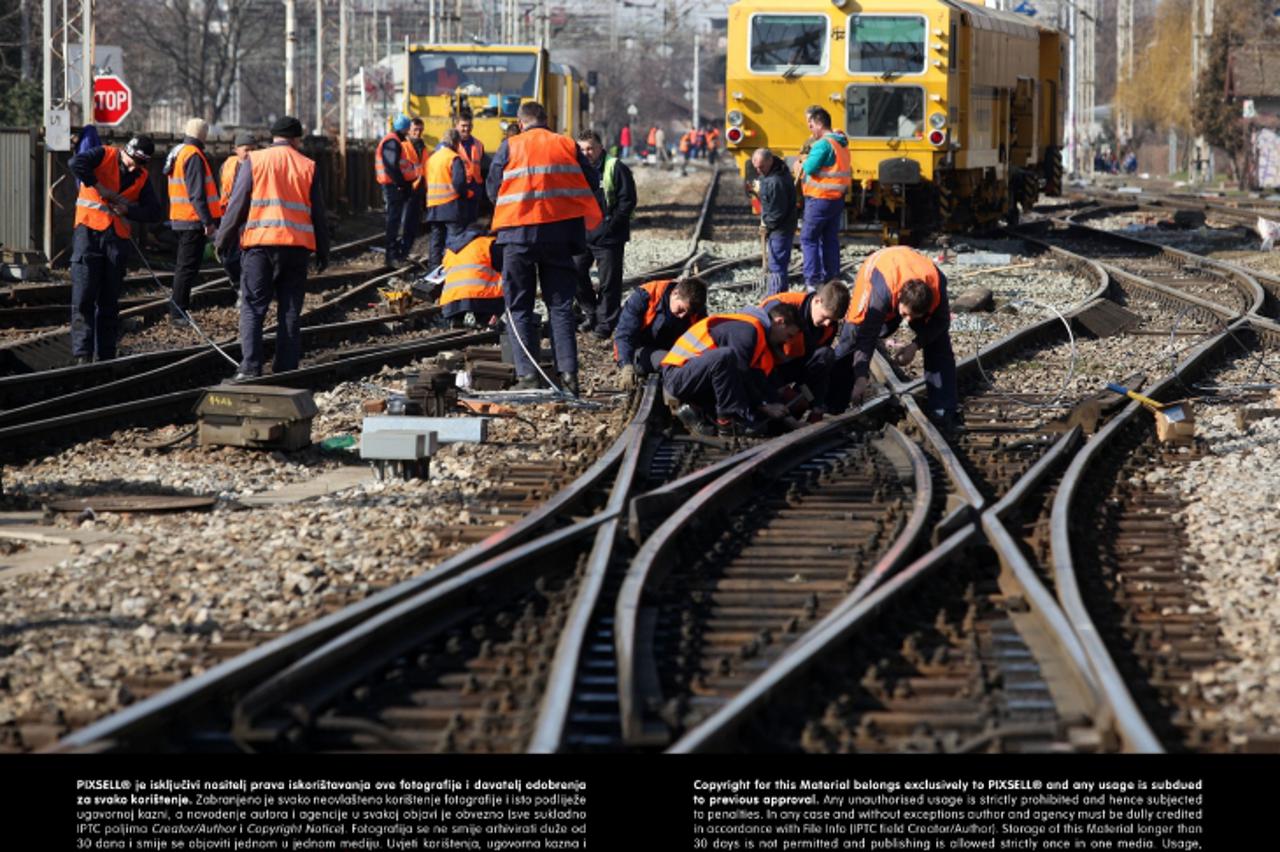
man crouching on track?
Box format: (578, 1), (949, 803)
(760, 279), (850, 422)
(439, 222), (504, 328)
(660, 302), (801, 437)
(830, 246), (957, 428)
(216, 116), (330, 381)
(613, 277), (707, 390)
(67, 135), (161, 363)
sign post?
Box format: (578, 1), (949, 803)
(92, 75), (132, 126)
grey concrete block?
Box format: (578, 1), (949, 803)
(361, 416), (487, 444)
(360, 430), (438, 460)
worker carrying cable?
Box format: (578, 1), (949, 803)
(164, 118), (222, 324)
(831, 246), (957, 428)
(660, 302), (801, 437)
(612, 277), (706, 390)
(487, 101), (601, 397)
(67, 135), (162, 364)
(760, 279), (849, 420)
(215, 115), (329, 381)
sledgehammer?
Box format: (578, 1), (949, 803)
(1105, 383), (1188, 422)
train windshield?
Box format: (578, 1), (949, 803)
(749, 14), (828, 73)
(410, 51), (539, 97)
(845, 85), (925, 139)
(848, 15), (926, 74)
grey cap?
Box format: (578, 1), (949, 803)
(233, 131), (257, 148)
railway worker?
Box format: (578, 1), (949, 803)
(454, 109), (485, 214)
(67, 136), (162, 363)
(759, 279), (850, 418)
(619, 124), (632, 159)
(751, 147), (797, 296)
(164, 118), (222, 325)
(832, 246), (956, 425)
(440, 224), (504, 329)
(375, 113), (419, 267)
(660, 302), (801, 437)
(654, 126), (669, 166)
(646, 125), (658, 158)
(572, 129), (636, 338)
(406, 118), (428, 242)
(706, 126), (721, 167)
(425, 129), (474, 274)
(487, 100), (601, 397)
(218, 131), (258, 297)
(613, 276), (707, 389)
(797, 106), (851, 291)
(678, 130), (693, 175)
(216, 115), (330, 381)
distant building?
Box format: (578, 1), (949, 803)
(1229, 43), (1280, 188)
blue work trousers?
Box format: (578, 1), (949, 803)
(69, 226), (126, 360)
(766, 229), (793, 295)
(661, 348), (753, 422)
(382, 185), (408, 261)
(238, 246), (309, 376)
(502, 241), (580, 377)
(800, 197), (843, 288)
(400, 189), (424, 258)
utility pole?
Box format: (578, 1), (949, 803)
(1192, 0), (1216, 182)
(429, 0), (437, 43)
(1079, 0), (1095, 175)
(41, 0), (92, 262)
(610, 0), (618, 52)
(285, 0), (297, 116)
(1116, 0), (1133, 149)
(692, 24), (700, 131)
(338, 0), (348, 208)
(315, 0), (324, 135)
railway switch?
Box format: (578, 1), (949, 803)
(195, 385), (318, 451)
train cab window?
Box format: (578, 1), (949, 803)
(749, 14), (829, 73)
(410, 51), (539, 98)
(848, 15), (926, 74)
(845, 85), (925, 139)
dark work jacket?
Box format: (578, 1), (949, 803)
(381, 131), (413, 194)
(67, 146), (163, 244)
(164, 136), (218, 230)
(215, 140), (330, 264)
(613, 280), (692, 366)
(425, 151), (472, 224)
(586, 156), (636, 248)
(758, 157), (798, 236)
(485, 126), (600, 247)
(834, 268), (950, 382)
(668, 317), (778, 407)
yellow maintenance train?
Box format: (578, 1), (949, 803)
(724, 0), (1065, 240)
(403, 43), (589, 153)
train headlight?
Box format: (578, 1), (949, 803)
(726, 126), (745, 145)
(929, 113), (946, 130)
(928, 130), (946, 146)
(727, 110), (745, 127)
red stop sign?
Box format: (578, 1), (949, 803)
(93, 75), (132, 126)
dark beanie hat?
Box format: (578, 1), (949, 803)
(233, 131), (257, 148)
(270, 116), (304, 138)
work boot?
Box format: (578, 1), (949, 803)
(231, 371), (261, 382)
(513, 375), (542, 391)
(676, 404), (718, 437)
(72, 356), (91, 366)
(716, 415), (768, 438)
(558, 372), (580, 397)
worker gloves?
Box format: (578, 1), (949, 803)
(618, 364), (638, 391)
(850, 376), (869, 407)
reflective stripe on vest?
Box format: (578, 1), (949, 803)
(168, 144), (222, 221)
(375, 133), (418, 186)
(74, 146), (147, 240)
(240, 145), (317, 250)
(846, 246), (942, 326)
(803, 133), (852, 201)
(492, 129), (602, 231)
(660, 311), (774, 374)
(426, 148), (461, 207)
(219, 157), (241, 206)
(441, 236), (503, 305)
(458, 137), (484, 185)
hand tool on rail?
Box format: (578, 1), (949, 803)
(1105, 382), (1187, 422)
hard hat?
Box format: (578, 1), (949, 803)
(392, 114), (411, 133)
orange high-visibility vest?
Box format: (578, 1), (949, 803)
(802, 133), (852, 201)
(375, 133), (419, 186)
(647, 127), (658, 147)
(457, 136), (484, 185)
(74, 146), (148, 240)
(240, 144), (317, 251)
(846, 247), (942, 326)
(492, 128), (601, 231)
(441, 236), (503, 306)
(426, 147), (462, 208)
(219, 156), (243, 206)
(707, 128), (721, 150)
(761, 290), (833, 359)
(168, 143), (222, 222)
(660, 308), (775, 375)
(678, 133), (691, 153)
(615, 279), (675, 362)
